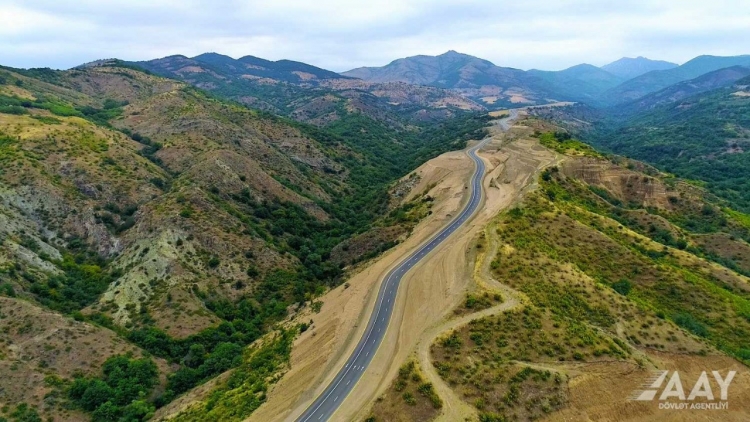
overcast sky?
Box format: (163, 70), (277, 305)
(2, 0), (749, 72)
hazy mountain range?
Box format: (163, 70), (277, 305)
(342, 51), (750, 108)
(115, 50), (750, 114)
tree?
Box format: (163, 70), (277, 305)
(80, 379), (114, 411)
(91, 401), (120, 422)
(121, 400), (155, 422)
(183, 344), (207, 368)
(69, 355), (158, 420)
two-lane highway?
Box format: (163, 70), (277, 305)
(296, 111), (517, 422)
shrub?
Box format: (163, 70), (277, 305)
(9, 403), (42, 422)
(673, 312), (708, 337)
(402, 391), (416, 405)
(612, 279), (632, 296)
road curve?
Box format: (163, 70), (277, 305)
(296, 111), (517, 422)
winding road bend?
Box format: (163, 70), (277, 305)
(296, 110), (517, 422)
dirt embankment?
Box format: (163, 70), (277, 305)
(246, 113), (558, 422)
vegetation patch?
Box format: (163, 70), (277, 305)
(538, 131), (601, 157)
(588, 82), (750, 212)
(368, 360), (442, 422)
(68, 354), (159, 421)
(169, 329), (294, 422)
(432, 308), (572, 421)
(454, 291), (503, 316)
(496, 162), (750, 362)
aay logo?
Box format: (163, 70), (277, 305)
(629, 370), (735, 410)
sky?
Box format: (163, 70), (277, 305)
(1, 0), (749, 72)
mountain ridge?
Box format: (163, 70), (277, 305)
(600, 56), (678, 79)
(601, 54), (750, 104)
(133, 53), (484, 125)
(343, 51), (562, 108)
(617, 65), (750, 114)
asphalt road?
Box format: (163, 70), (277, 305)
(296, 111), (517, 422)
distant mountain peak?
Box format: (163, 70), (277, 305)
(440, 50), (467, 57)
(601, 56), (678, 80)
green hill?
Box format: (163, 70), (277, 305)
(591, 75), (750, 212)
(0, 62), (488, 421)
(432, 126), (750, 420)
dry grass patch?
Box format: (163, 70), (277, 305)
(368, 360), (442, 422)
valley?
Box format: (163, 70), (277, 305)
(1, 30), (750, 422)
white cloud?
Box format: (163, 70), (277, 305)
(0, 0), (748, 71)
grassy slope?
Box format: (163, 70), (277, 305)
(431, 129), (750, 421)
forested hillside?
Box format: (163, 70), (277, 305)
(589, 76), (750, 212)
(0, 62), (488, 421)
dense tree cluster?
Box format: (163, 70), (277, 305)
(68, 355), (158, 422)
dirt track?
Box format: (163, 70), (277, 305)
(246, 112), (559, 421)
